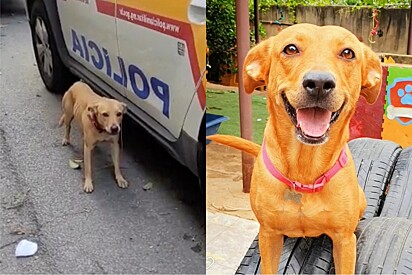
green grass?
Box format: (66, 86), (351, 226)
(206, 89), (268, 144)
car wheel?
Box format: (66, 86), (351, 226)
(380, 146), (412, 218)
(30, 0), (76, 93)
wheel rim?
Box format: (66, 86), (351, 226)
(34, 17), (53, 78)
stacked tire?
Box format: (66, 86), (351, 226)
(236, 138), (412, 275)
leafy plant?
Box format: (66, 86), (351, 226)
(206, 0), (410, 82)
(206, 0), (273, 82)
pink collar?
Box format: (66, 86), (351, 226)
(262, 141), (348, 193)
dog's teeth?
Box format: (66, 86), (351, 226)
(327, 123), (330, 128)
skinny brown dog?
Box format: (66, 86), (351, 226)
(208, 24), (382, 274)
(59, 81), (128, 193)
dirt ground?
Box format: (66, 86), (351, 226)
(206, 142), (257, 221)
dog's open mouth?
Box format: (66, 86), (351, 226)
(282, 93), (342, 145)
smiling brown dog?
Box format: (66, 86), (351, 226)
(207, 24), (382, 274)
(59, 81), (128, 193)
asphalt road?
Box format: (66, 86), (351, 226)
(0, 2), (205, 273)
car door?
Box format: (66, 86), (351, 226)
(114, 0), (206, 139)
(56, 0), (126, 96)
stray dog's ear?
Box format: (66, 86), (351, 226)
(87, 104), (99, 115)
(243, 37), (274, 94)
(121, 102), (127, 114)
(360, 44), (382, 104)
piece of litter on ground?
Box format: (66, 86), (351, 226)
(15, 239), (38, 257)
(69, 159), (80, 169)
(257, 118), (262, 122)
(73, 159), (83, 163)
(191, 244), (202, 253)
(263, 97), (266, 99)
(142, 182), (153, 191)
(9, 224), (27, 235)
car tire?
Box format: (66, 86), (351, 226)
(380, 146), (412, 219)
(348, 138), (401, 218)
(235, 236), (260, 275)
(355, 217), (412, 274)
(29, 0), (76, 93)
(198, 115), (206, 197)
(235, 237), (312, 275)
(236, 236), (334, 275)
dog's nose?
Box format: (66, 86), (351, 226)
(302, 72), (336, 99)
(110, 125), (120, 134)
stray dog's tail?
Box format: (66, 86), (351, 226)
(206, 135), (261, 157)
(58, 87), (72, 128)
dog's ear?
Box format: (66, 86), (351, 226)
(243, 37), (274, 94)
(87, 103), (99, 115)
(120, 102), (127, 114)
(360, 44), (382, 104)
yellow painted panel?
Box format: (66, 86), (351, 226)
(382, 115), (412, 147)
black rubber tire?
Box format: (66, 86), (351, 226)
(236, 236), (260, 275)
(355, 217), (412, 274)
(235, 138), (402, 274)
(348, 138), (401, 218)
(198, 115), (206, 197)
(380, 146), (412, 219)
(236, 237), (317, 275)
(29, 0), (76, 93)
(279, 236), (334, 274)
(236, 236), (335, 275)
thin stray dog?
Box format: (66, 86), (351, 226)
(59, 81), (128, 193)
(208, 23), (382, 274)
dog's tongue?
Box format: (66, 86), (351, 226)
(296, 107), (332, 137)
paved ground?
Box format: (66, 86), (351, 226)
(206, 211), (258, 274)
(206, 142), (259, 274)
(0, 1), (204, 273)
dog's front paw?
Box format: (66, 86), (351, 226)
(116, 177), (129, 189)
(83, 180), (94, 193)
(62, 138), (70, 146)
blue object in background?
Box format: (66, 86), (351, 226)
(206, 113), (229, 144)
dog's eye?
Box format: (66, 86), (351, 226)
(340, 49), (355, 59)
(116, 112), (122, 117)
(102, 113), (109, 117)
(283, 44), (299, 55)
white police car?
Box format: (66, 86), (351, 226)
(24, 0), (206, 186)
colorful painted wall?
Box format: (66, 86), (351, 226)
(349, 64), (412, 148)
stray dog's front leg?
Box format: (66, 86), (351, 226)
(330, 232), (356, 274)
(111, 139), (128, 189)
(259, 227), (284, 274)
(83, 142), (95, 193)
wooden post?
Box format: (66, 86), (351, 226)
(235, 0), (254, 193)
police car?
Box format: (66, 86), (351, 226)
(24, 0), (206, 186)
